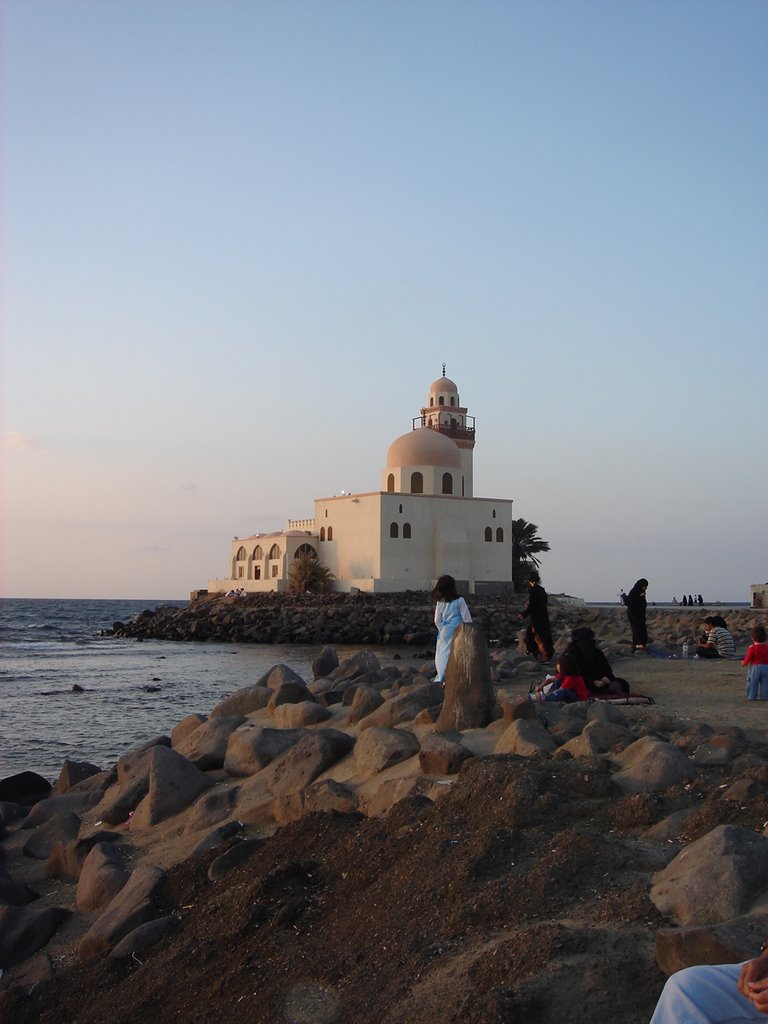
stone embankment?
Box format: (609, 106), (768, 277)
(111, 591), (762, 655)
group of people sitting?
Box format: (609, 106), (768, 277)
(528, 626), (630, 703)
(695, 615), (736, 659)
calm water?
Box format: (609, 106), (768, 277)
(0, 598), (411, 782)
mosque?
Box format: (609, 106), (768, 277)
(206, 369), (514, 595)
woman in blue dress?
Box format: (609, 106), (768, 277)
(433, 574), (472, 684)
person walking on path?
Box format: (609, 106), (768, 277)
(519, 570), (554, 663)
(626, 578), (649, 650)
(744, 624), (768, 700)
(433, 575), (472, 685)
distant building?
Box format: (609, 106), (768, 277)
(207, 370), (514, 595)
(751, 584), (768, 609)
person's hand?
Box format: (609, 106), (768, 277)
(738, 952), (768, 1013)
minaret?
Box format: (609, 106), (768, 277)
(419, 365), (475, 497)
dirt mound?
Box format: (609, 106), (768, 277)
(12, 752), (768, 1024)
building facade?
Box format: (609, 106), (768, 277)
(207, 371), (513, 594)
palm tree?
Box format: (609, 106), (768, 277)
(511, 518), (551, 592)
(287, 550), (336, 594)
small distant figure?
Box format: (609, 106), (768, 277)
(696, 615), (736, 659)
(625, 578), (649, 650)
(619, 589), (627, 606)
(433, 574), (472, 685)
(672, 596), (678, 606)
(518, 570), (554, 663)
(697, 594), (704, 606)
(688, 594), (694, 606)
(529, 653), (589, 703)
(682, 594), (688, 606)
(744, 625), (768, 701)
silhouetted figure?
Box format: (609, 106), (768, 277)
(626, 578), (649, 649)
(688, 594), (694, 606)
(682, 595), (688, 606)
(518, 570), (554, 663)
(697, 594), (704, 606)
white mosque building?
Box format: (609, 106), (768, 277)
(207, 370), (514, 595)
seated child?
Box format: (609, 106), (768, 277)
(744, 625), (768, 701)
(529, 653), (589, 703)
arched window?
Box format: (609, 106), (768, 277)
(294, 543), (315, 558)
(439, 396), (445, 405)
(410, 472), (423, 494)
(254, 567), (261, 579)
(327, 526), (333, 541)
(252, 544), (263, 559)
(398, 504), (403, 513)
(450, 396), (455, 406)
(496, 528), (504, 542)
(236, 546), (247, 560)
(403, 523), (411, 539)
(320, 527), (326, 541)
(429, 397), (434, 406)
(442, 472), (453, 495)
(390, 522), (399, 538)
(387, 473), (395, 492)
(492, 509), (496, 518)
(484, 527), (492, 542)
(268, 544), (281, 559)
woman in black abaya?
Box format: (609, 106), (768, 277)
(519, 570), (554, 663)
(626, 578), (649, 649)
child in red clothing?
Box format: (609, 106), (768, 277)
(744, 625), (768, 701)
(530, 653), (589, 703)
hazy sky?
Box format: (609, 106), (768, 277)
(2, 1), (766, 602)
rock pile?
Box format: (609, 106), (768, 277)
(3, 623), (768, 1024)
(111, 592), (762, 655)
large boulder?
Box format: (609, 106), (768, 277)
(208, 684), (272, 719)
(76, 844), (129, 911)
(266, 730), (355, 798)
(273, 701), (332, 728)
(611, 736), (698, 794)
(655, 913), (768, 976)
(21, 811), (81, 860)
(0, 771), (51, 806)
(46, 831), (121, 882)
(52, 760), (103, 796)
(651, 825), (768, 926)
(418, 733), (473, 775)
(353, 728), (420, 778)
(171, 713), (207, 747)
(95, 742), (170, 826)
(78, 865), (165, 961)
(260, 664), (308, 692)
(312, 646), (339, 678)
(436, 623), (496, 731)
(0, 905), (69, 969)
(21, 792), (99, 829)
(129, 746), (214, 829)
(346, 685), (385, 725)
(183, 785), (240, 833)
(173, 715), (246, 770)
(358, 685), (444, 730)
(267, 681), (316, 713)
(330, 651), (381, 683)
(109, 916), (180, 960)
(224, 725), (307, 777)
(494, 719), (557, 758)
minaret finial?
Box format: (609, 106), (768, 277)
(442, 363), (446, 377)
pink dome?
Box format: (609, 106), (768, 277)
(386, 427), (461, 469)
(429, 376), (458, 395)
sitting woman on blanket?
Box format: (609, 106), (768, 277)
(564, 627), (630, 695)
(529, 653), (589, 703)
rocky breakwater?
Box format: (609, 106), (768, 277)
(112, 592), (763, 659)
(5, 624), (768, 1024)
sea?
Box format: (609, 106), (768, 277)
(0, 598), (411, 783)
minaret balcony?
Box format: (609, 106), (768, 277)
(413, 417), (476, 442)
